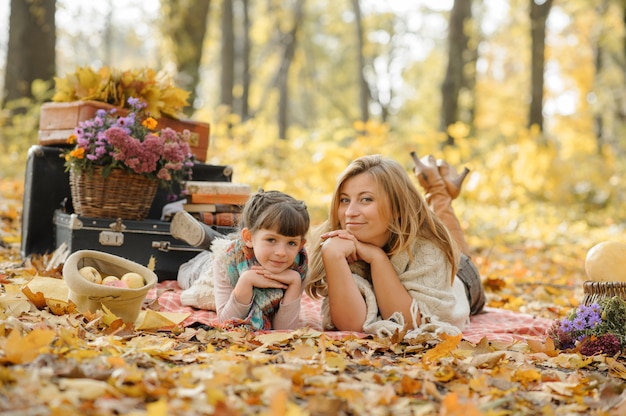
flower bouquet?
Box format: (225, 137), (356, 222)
(52, 66), (190, 119)
(547, 296), (626, 356)
(64, 97), (194, 220)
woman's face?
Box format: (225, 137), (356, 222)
(337, 172), (391, 247)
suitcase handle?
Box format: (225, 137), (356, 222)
(152, 241), (203, 253)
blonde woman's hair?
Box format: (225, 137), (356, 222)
(305, 154), (459, 299)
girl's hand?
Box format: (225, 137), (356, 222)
(250, 266), (300, 287)
(239, 269), (288, 290)
(247, 266), (302, 303)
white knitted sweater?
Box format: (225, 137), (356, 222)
(319, 238), (470, 339)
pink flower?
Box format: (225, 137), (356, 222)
(64, 97), (195, 198)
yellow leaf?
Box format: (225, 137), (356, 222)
(0, 293), (32, 317)
(147, 256), (156, 272)
(324, 352), (347, 372)
(146, 398), (169, 416)
(434, 364), (457, 382)
(513, 366), (542, 388)
(46, 298), (76, 316)
(21, 276), (69, 309)
(606, 357), (626, 380)
(135, 310), (188, 330)
(1, 328), (56, 364)
(422, 333), (463, 364)
(254, 331), (296, 345)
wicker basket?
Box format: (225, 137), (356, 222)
(582, 281), (626, 305)
(69, 167), (158, 220)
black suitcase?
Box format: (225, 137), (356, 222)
(21, 144), (235, 261)
(21, 145), (71, 258)
(54, 210), (235, 281)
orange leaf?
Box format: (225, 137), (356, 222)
(1, 328), (56, 364)
(21, 286), (47, 309)
(422, 333), (463, 364)
(440, 392), (483, 416)
(527, 336), (558, 357)
(400, 374), (422, 394)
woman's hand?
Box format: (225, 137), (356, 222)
(320, 231), (358, 263)
(322, 230), (385, 265)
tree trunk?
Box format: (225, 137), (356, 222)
(161, 0), (211, 116)
(221, 0), (235, 111)
(352, 0), (369, 124)
(241, 0), (251, 120)
(161, 0), (210, 115)
(529, 0), (553, 132)
(277, 0), (305, 140)
(440, 0), (472, 147)
(4, 0), (56, 104)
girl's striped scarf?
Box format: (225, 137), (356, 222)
(224, 238), (308, 330)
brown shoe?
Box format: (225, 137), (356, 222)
(436, 159), (470, 200)
(410, 152), (442, 192)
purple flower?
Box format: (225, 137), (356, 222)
(576, 305), (590, 319)
(589, 303), (602, 315)
(572, 317), (586, 331)
(587, 313), (601, 327)
(560, 319), (573, 332)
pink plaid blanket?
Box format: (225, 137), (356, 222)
(149, 280), (551, 344)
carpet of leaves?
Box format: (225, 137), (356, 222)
(1, 180), (626, 416)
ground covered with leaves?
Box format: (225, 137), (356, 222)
(1, 179), (626, 415)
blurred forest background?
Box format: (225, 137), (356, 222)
(0, 0), (625, 249)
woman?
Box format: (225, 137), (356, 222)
(304, 154), (485, 338)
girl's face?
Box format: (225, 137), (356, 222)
(243, 228), (305, 274)
(337, 172), (391, 247)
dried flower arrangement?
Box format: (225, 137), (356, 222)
(547, 296), (626, 356)
(64, 97), (194, 198)
(52, 66), (190, 119)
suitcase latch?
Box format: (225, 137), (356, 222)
(152, 241), (203, 253)
(98, 218), (126, 247)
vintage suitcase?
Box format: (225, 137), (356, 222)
(20, 145), (72, 258)
(54, 210), (236, 281)
(21, 144), (235, 259)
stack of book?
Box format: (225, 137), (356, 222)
(182, 181), (252, 227)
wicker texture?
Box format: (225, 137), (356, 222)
(582, 281), (626, 305)
(70, 167), (158, 220)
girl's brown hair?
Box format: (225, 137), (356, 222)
(240, 190), (310, 238)
(305, 155), (459, 299)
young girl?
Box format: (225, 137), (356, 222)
(304, 154), (484, 338)
(177, 190), (310, 330)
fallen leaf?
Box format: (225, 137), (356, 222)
(1, 328), (57, 364)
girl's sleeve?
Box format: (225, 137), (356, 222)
(213, 252), (252, 322)
(271, 297), (302, 330)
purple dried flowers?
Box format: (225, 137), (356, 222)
(64, 98), (194, 198)
(548, 297), (626, 356)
